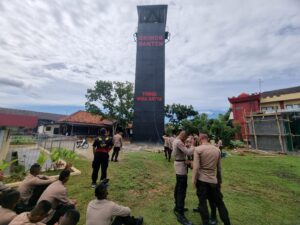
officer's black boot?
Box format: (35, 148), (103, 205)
(134, 216), (143, 225)
(175, 213), (193, 225)
(209, 218), (217, 225)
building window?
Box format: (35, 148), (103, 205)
(45, 126), (51, 131)
(261, 106), (277, 112)
(286, 104), (300, 110)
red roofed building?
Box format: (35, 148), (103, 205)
(45, 111), (115, 136)
(0, 113), (38, 129)
(228, 93), (260, 140)
(0, 114), (38, 158)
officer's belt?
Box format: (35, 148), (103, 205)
(95, 148), (110, 153)
(175, 159), (186, 162)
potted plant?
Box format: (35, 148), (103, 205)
(50, 148), (77, 171)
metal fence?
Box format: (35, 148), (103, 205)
(36, 134), (77, 152)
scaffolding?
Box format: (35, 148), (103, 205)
(245, 110), (300, 152)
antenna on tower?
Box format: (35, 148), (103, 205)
(259, 78), (262, 93)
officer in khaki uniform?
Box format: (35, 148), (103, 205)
(167, 134), (175, 162)
(111, 131), (123, 162)
(192, 133), (231, 225)
(8, 200), (52, 225)
(0, 189), (19, 225)
(86, 179), (143, 225)
(162, 135), (170, 161)
(18, 164), (56, 208)
(37, 170), (76, 225)
(56, 209), (80, 225)
(172, 131), (195, 225)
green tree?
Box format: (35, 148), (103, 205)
(209, 110), (241, 146)
(166, 108), (241, 147)
(179, 113), (210, 135)
(85, 80), (134, 131)
(180, 119), (198, 134)
(165, 104), (198, 125)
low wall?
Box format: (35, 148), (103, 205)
(0, 129), (10, 161)
(5, 147), (81, 188)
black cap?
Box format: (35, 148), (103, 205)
(100, 128), (107, 136)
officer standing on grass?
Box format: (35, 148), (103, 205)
(172, 130), (195, 225)
(111, 131), (123, 162)
(91, 128), (113, 188)
(192, 133), (231, 225)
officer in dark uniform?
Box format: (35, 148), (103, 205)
(91, 128), (113, 188)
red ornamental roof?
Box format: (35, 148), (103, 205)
(0, 113), (38, 128)
(228, 93), (260, 104)
(238, 93), (249, 98)
(58, 111), (114, 126)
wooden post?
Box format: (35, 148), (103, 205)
(243, 110), (249, 149)
(58, 137), (61, 149)
(251, 114), (258, 149)
(275, 111), (284, 153)
(50, 137), (53, 151)
(73, 139), (76, 152)
(287, 118), (294, 152)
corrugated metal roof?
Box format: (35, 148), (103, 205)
(58, 111), (114, 126)
(262, 86), (300, 98)
(0, 113), (38, 128)
(0, 107), (65, 121)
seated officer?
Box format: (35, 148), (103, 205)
(0, 189), (20, 225)
(86, 179), (143, 225)
(38, 170), (77, 225)
(18, 164), (56, 211)
(55, 209), (80, 225)
(8, 200), (52, 225)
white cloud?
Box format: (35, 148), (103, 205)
(0, 0), (299, 113)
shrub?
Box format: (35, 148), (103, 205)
(10, 164), (26, 181)
(50, 148), (77, 170)
(230, 140), (245, 148)
(0, 159), (18, 171)
(10, 136), (36, 145)
(37, 151), (48, 168)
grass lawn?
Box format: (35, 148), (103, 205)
(66, 151), (300, 225)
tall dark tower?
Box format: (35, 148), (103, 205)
(133, 5), (169, 143)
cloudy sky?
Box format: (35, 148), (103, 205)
(0, 0), (299, 115)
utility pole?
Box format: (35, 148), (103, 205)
(259, 79), (262, 93)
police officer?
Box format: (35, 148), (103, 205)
(172, 131), (195, 225)
(91, 128), (113, 188)
(162, 135), (170, 161)
(192, 133), (231, 225)
(111, 131), (123, 162)
(86, 179), (143, 225)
